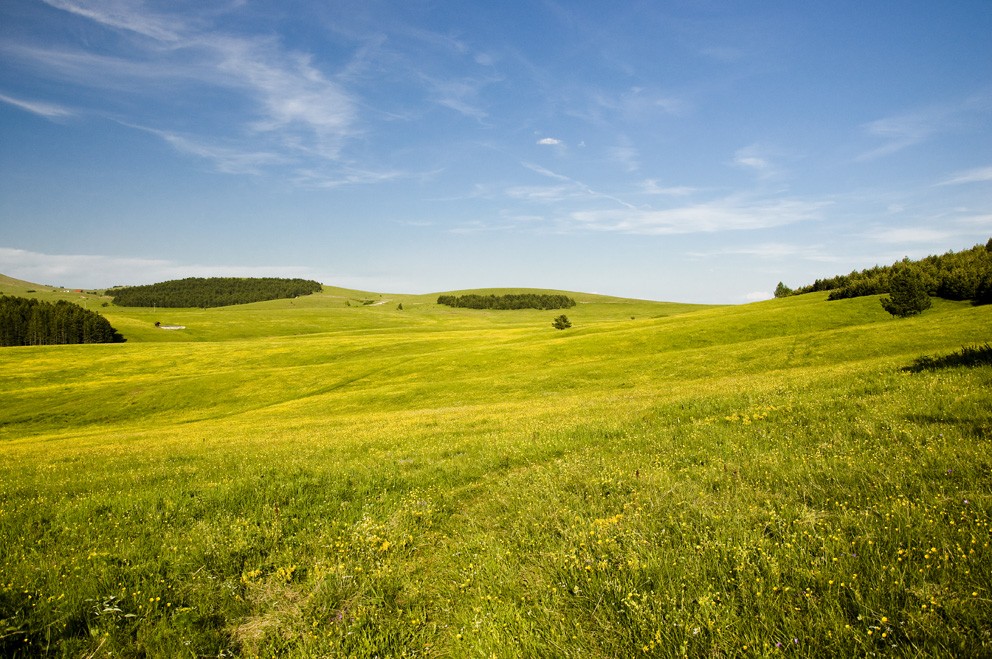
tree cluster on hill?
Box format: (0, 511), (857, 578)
(437, 293), (577, 310)
(109, 277), (323, 308)
(0, 295), (125, 346)
(776, 239), (992, 306)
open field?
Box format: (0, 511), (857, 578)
(1, 282), (991, 657)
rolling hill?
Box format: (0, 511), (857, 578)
(1, 274), (990, 656)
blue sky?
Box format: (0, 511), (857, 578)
(1, 0), (990, 303)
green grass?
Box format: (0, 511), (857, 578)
(1, 283), (991, 657)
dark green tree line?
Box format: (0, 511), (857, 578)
(0, 296), (125, 346)
(109, 277), (323, 308)
(437, 293), (576, 310)
(780, 240), (992, 305)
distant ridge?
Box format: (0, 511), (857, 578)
(0, 273), (46, 290)
(0, 274), (714, 309)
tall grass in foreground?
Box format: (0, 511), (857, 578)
(0, 294), (990, 657)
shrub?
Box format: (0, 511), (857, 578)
(552, 315), (572, 330)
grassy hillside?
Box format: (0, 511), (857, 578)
(1, 284), (990, 656)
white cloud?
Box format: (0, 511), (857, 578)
(609, 144), (639, 172)
(732, 144), (783, 179)
(16, 2), (362, 177)
(40, 0), (185, 42)
(0, 93), (74, 119)
(1, 44), (185, 90)
(584, 87), (688, 123)
(936, 166), (992, 186)
(687, 242), (848, 263)
(203, 36), (359, 160)
(854, 94), (990, 162)
(291, 165), (412, 189)
(653, 96), (687, 115)
(569, 196), (826, 235)
(700, 46), (744, 62)
(505, 184), (581, 203)
(420, 74), (489, 121)
(856, 111), (936, 161)
(142, 127), (289, 174)
(640, 180), (696, 196)
(517, 162), (636, 210)
(0, 247), (320, 289)
(867, 227), (952, 244)
(696, 243), (817, 259)
(522, 161), (570, 181)
(955, 213), (992, 228)
(537, 137), (563, 146)
(735, 156), (768, 170)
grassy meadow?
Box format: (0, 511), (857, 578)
(1, 278), (991, 657)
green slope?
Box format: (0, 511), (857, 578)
(96, 286), (712, 342)
(1, 284), (991, 656)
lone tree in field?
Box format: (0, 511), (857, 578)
(881, 264), (931, 317)
(552, 314), (572, 330)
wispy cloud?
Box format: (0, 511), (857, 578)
(291, 165), (412, 189)
(505, 184), (583, 203)
(569, 196), (826, 235)
(596, 87), (687, 120)
(955, 213), (992, 229)
(699, 46), (744, 63)
(40, 0), (186, 42)
(209, 36), (357, 159)
(143, 128), (289, 175)
(734, 153), (770, 172)
(609, 140), (639, 172)
(1, 44), (187, 90)
(732, 144), (785, 179)
(866, 227), (953, 244)
(517, 162), (636, 209)
(640, 180), (696, 197)
(419, 74), (490, 121)
(0, 246), (320, 289)
(857, 112), (938, 161)
(855, 95), (990, 161)
(522, 161), (570, 181)
(537, 137), (563, 146)
(690, 242), (828, 260)
(566, 86), (688, 128)
(15, 2), (363, 179)
(936, 165), (992, 186)
(0, 93), (74, 119)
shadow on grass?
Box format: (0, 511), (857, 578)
(904, 343), (992, 373)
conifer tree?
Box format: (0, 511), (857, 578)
(880, 264), (931, 317)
